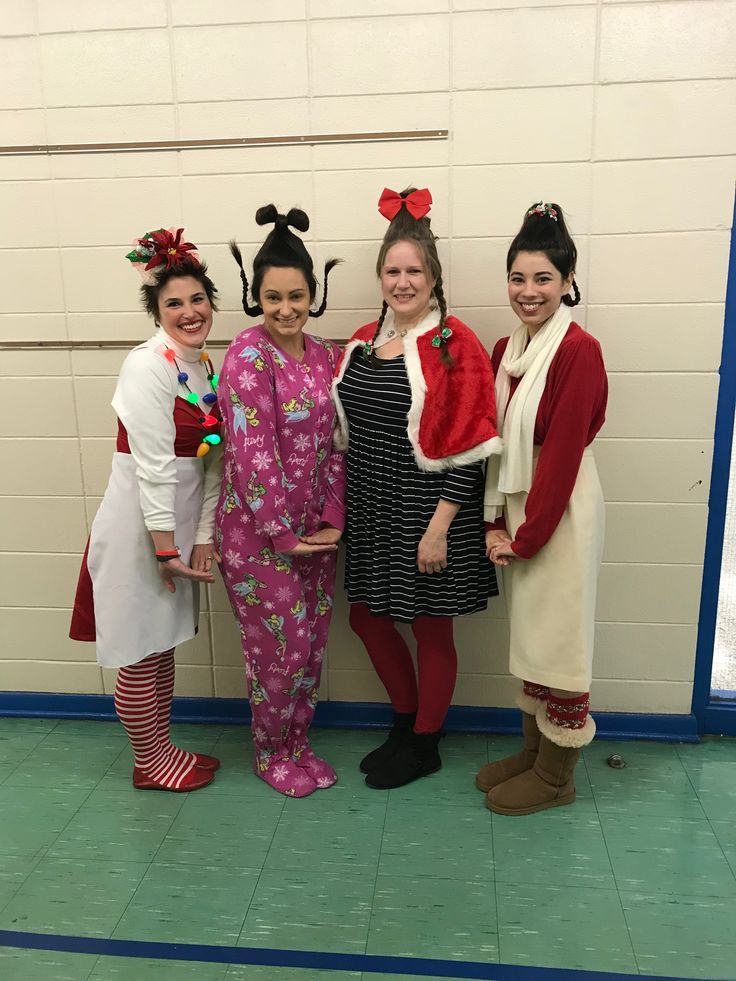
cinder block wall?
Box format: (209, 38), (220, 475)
(1, 0), (734, 713)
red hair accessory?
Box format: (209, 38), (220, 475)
(126, 228), (200, 272)
(378, 187), (432, 222)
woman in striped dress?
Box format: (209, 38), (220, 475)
(330, 188), (500, 789)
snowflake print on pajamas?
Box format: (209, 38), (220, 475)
(217, 326), (346, 794)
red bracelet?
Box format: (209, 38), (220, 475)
(155, 548), (180, 557)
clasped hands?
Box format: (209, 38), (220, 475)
(485, 529), (517, 566)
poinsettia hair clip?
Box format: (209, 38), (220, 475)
(527, 202), (558, 222)
(125, 227), (201, 276)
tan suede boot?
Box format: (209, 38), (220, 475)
(485, 733), (580, 815)
(475, 712), (540, 793)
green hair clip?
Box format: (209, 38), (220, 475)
(431, 326), (453, 348)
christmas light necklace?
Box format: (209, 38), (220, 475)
(162, 346), (221, 457)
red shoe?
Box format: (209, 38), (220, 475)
(133, 765), (213, 792)
(192, 753), (220, 771)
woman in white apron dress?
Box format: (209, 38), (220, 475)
(70, 229), (224, 793)
(480, 203), (608, 815)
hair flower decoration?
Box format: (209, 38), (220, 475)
(431, 325), (453, 349)
(126, 227), (201, 272)
(527, 202), (558, 222)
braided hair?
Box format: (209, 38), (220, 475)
(372, 187), (453, 366)
(230, 204), (340, 317)
(507, 202), (581, 307)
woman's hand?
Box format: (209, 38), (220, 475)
(191, 543), (221, 574)
(485, 528), (512, 557)
(486, 530), (517, 567)
(300, 526), (342, 546)
(417, 528), (448, 575)
(157, 556), (216, 594)
(282, 540), (338, 557)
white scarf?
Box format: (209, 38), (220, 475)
(484, 304), (572, 520)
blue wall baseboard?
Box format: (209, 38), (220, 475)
(0, 691), (700, 742)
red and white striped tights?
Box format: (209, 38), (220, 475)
(114, 650), (197, 790)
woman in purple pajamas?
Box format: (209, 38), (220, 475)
(216, 205), (344, 798)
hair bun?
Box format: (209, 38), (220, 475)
(285, 208), (309, 233)
(255, 204), (310, 234)
(255, 204), (279, 226)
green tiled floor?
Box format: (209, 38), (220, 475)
(0, 718), (735, 980)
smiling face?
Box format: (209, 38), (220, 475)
(379, 240), (436, 327)
(507, 251), (573, 333)
(259, 266), (311, 348)
(158, 275), (214, 349)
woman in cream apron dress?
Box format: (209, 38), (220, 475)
(480, 202), (607, 816)
(70, 228), (223, 793)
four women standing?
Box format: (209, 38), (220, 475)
(71, 194), (606, 813)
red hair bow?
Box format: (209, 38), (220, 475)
(141, 228), (201, 271)
(378, 187), (432, 222)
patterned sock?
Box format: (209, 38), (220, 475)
(155, 649), (196, 771)
(546, 691), (590, 731)
(523, 680), (550, 702)
(115, 653), (195, 789)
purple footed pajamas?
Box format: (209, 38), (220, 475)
(216, 326), (345, 797)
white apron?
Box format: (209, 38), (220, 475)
(87, 453), (203, 668)
(503, 447), (604, 691)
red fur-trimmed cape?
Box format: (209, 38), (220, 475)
(332, 315), (500, 471)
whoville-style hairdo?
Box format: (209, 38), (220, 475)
(124, 228), (220, 457)
(126, 227), (219, 319)
(506, 202), (581, 307)
(229, 205), (340, 318)
(369, 187), (454, 366)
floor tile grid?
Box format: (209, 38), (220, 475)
(0, 722), (64, 913)
(0, 719), (61, 787)
(579, 750), (642, 975)
(95, 792), (199, 958)
(232, 733), (391, 958)
(678, 749), (736, 887)
(0, 720), (137, 929)
(585, 742), (736, 980)
(0, 721), (140, 981)
(484, 734), (502, 972)
(363, 784), (397, 960)
(108, 726), (282, 958)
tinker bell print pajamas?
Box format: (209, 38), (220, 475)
(216, 326), (345, 777)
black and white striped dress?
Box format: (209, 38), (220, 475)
(337, 352), (497, 621)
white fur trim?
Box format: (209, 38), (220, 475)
(516, 691), (545, 716)
(402, 313), (436, 468)
(537, 708), (596, 748)
(332, 320), (502, 471)
(330, 337), (365, 452)
(404, 316), (502, 471)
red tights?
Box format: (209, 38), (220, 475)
(349, 603), (457, 733)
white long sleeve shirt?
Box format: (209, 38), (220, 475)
(111, 330), (222, 542)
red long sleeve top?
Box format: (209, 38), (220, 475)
(487, 322), (607, 559)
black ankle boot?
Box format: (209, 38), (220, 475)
(365, 730), (442, 789)
(359, 711), (416, 774)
